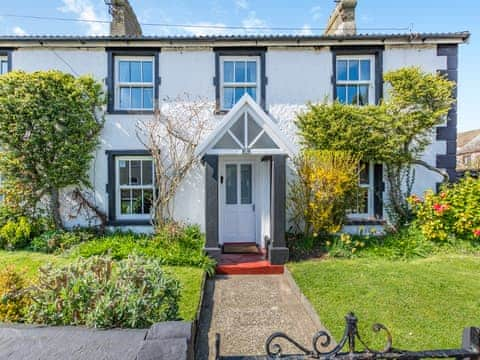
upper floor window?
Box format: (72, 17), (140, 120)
(220, 56), (260, 110)
(0, 56), (8, 74)
(336, 55), (375, 105)
(115, 56), (154, 111)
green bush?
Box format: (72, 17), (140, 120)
(27, 255), (181, 328)
(0, 217), (34, 250)
(69, 225), (216, 273)
(410, 175), (480, 242)
(0, 266), (30, 323)
(30, 229), (97, 254)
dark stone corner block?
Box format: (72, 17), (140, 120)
(204, 247), (222, 261)
(269, 247), (289, 265)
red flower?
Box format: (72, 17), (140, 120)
(473, 229), (480, 237)
(433, 203), (449, 214)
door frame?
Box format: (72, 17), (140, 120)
(218, 156), (258, 245)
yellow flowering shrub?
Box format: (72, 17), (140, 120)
(0, 266), (30, 323)
(288, 150), (360, 237)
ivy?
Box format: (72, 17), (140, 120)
(0, 71), (105, 228)
(296, 67), (455, 226)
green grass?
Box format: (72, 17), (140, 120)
(0, 250), (204, 321)
(288, 255), (480, 350)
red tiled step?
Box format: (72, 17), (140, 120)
(216, 261), (284, 275)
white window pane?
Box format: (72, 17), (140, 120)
(121, 189), (132, 214)
(223, 87), (235, 109)
(359, 85), (369, 106)
(235, 61), (246, 82)
(143, 88), (153, 109)
(246, 87), (256, 101)
(348, 60), (359, 81)
(347, 85), (358, 105)
(235, 87), (245, 103)
(1, 61), (8, 75)
(337, 85), (347, 104)
(119, 61), (130, 82)
(224, 61), (234, 82)
(246, 61), (257, 82)
(142, 61), (153, 83)
(360, 60), (371, 81)
(240, 164), (252, 204)
(119, 160), (129, 185)
(337, 60), (347, 81)
(130, 160), (141, 185)
(130, 61), (142, 82)
(132, 189), (142, 214)
(119, 87), (130, 109)
(143, 189), (153, 214)
(131, 88), (142, 108)
(142, 160), (153, 185)
(226, 165), (237, 204)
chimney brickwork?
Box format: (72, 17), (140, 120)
(324, 0), (357, 36)
(109, 0), (142, 37)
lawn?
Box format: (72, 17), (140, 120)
(0, 250), (204, 321)
(288, 255), (480, 350)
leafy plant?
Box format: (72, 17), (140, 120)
(30, 229), (97, 254)
(0, 70), (105, 228)
(288, 150), (360, 237)
(296, 67), (455, 226)
(0, 266), (30, 323)
(0, 217), (35, 250)
(410, 175), (480, 242)
(27, 255), (181, 328)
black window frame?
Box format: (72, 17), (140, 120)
(214, 47), (267, 114)
(106, 48), (160, 115)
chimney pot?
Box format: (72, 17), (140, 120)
(324, 0), (357, 36)
(109, 0), (142, 37)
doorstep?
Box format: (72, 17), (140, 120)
(215, 250), (284, 275)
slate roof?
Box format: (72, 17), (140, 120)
(458, 129), (480, 148)
(0, 31), (470, 43)
(458, 131), (480, 155)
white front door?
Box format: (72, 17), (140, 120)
(221, 161), (256, 243)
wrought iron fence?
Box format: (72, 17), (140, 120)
(215, 312), (480, 360)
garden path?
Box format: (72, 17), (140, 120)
(196, 273), (331, 359)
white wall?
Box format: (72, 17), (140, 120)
(8, 44), (453, 229)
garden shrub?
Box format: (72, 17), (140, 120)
(68, 225), (216, 273)
(0, 217), (34, 250)
(0, 267), (30, 323)
(27, 255), (181, 328)
(288, 150), (360, 237)
(30, 229), (97, 254)
(410, 175), (480, 242)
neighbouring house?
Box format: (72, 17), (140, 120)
(0, 0), (468, 265)
(457, 129), (480, 170)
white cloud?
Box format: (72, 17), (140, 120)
(12, 26), (27, 36)
(183, 22), (228, 36)
(298, 24), (313, 36)
(310, 5), (323, 22)
(242, 11), (269, 33)
(235, 0), (249, 10)
(59, 0), (108, 35)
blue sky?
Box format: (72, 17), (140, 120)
(0, 0), (477, 131)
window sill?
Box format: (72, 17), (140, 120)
(107, 219), (152, 226)
(107, 110), (154, 115)
(345, 218), (386, 226)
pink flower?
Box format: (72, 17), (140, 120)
(473, 229), (480, 237)
(433, 203), (449, 214)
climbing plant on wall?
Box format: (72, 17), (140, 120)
(0, 70), (105, 229)
(296, 67), (455, 226)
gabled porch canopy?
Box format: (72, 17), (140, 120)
(197, 94), (296, 157)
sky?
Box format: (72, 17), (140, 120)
(0, 0), (477, 132)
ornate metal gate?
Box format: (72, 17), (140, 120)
(215, 313), (480, 360)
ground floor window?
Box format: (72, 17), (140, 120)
(348, 162), (374, 217)
(116, 156), (154, 220)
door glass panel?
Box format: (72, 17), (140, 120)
(225, 165), (237, 204)
(240, 164), (252, 204)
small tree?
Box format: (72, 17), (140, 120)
(0, 71), (105, 228)
(288, 150), (360, 237)
(296, 67), (454, 226)
(136, 96), (211, 230)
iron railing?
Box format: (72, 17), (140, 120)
(215, 312), (480, 360)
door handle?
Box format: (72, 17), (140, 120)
(252, 204), (255, 212)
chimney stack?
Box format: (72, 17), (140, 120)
(107, 0), (142, 37)
(324, 0), (357, 36)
